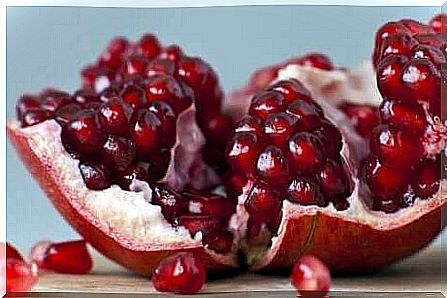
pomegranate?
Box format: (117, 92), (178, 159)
(2, 242), (38, 293)
(152, 252), (206, 294)
(291, 255), (331, 298)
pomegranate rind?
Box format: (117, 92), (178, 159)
(7, 122), (239, 276)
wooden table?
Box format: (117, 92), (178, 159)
(15, 241), (447, 297)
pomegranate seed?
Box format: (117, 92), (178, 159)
(6, 259), (38, 292)
(61, 109), (105, 157)
(264, 112), (297, 148)
(400, 19), (434, 35)
(202, 231), (234, 254)
(151, 184), (188, 223)
(412, 158), (441, 199)
(147, 58), (176, 76)
(121, 54), (150, 77)
(136, 34), (161, 59)
(73, 89), (99, 106)
(373, 21), (410, 65)
(159, 44), (184, 62)
(98, 36), (129, 69)
(249, 90), (285, 121)
(287, 100), (324, 131)
(295, 52), (334, 70)
(224, 172), (248, 198)
(370, 125), (422, 170)
(98, 98), (133, 136)
(339, 103), (380, 139)
(234, 115), (263, 135)
(119, 83), (146, 110)
(55, 103), (83, 126)
(288, 132), (325, 174)
(199, 113), (234, 147)
(148, 101), (177, 148)
(314, 120), (343, 159)
(79, 161), (112, 190)
(379, 100), (427, 135)
(184, 192), (235, 218)
(226, 132), (261, 173)
(81, 65), (116, 93)
(414, 33), (445, 48)
(379, 32), (418, 61)
(152, 253), (206, 294)
(22, 108), (52, 127)
(291, 255), (331, 298)
(143, 74), (191, 115)
(430, 14), (447, 33)
(402, 58), (441, 106)
(16, 94), (41, 121)
(287, 177), (326, 206)
(146, 150), (171, 181)
(412, 44), (446, 68)
(101, 135), (136, 171)
(6, 243), (24, 261)
(40, 89), (71, 113)
(177, 216), (222, 237)
(245, 181), (281, 222)
(117, 165), (149, 190)
(317, 159), (349, 203)
(29, 240), (52, 268)
(376, 54), (409, 102)
(37, 240), (93, 274)
(256, 145), (290, 184)
(130, 109), (162, 158)
(268, 79), (312, 104)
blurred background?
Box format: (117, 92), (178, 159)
(6, 5), (444, 252)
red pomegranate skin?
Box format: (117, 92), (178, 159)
(7, 122), (239, 276)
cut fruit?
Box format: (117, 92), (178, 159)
(291, 255), (331, 298)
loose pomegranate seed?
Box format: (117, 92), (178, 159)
(412, 158), (441, 199)
(136, 34), (161, 59)
(22, 108), (52, 127)
(288, 132), (325, 175)
(130, 109), (162, 158)
(245, 181), (281, 222)
(79, 161), (112, 190)
(268, 79), (312, 104)
(61, 109), (105, 157)
(376, 54), (409, 102)
(317, 159), (349, 207)
(6, 243), (24, 261)
(98, 36), (130, 69)
(379, 32), (418, 61)
(6, 259), (38, 292)
(263, 112), (297, 148)
(98, 98), (133, 136)
(402, 58), (441, 106)
(430, 14), (447, 33)
(287, 100), (324, 131)
(226, 132), (261, 174)
(379, 100), (427, 135)
(370, 125), (422, 170)
(249, 90), (285, 121)
(159, 44), (184, 62)
(287, 177), (326, 206)
(143, 74), (191, 115)
(202, 231), (234, 254)
(339, 103), (380, 139)
(34, 240), (93, 274)
(256, 145), (290, 184)
(152, 253), (206, 294)
(291, 255), (331, 298)
(101, 135), (136, 171)
(177, 216), (223, 237)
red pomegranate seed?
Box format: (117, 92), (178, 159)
(379, 100), (427, 135)
(412, 158), (441, 199)
(400, 19), (434, 35)
(81, 65), (116, 93)
(288, 132), (325, 174)
(79, 161), (112, 190)
(249, 90), (285, 121)
(61, 109), (105, 157)
(136, 34), (161, 59)
(268, 79), (312, 104)
(148, 101), (177, 148)
(6, 259), (38, 292)
(55, 103), (83, 126)
(256, 145), (290, 184)
(287, 177), (326, 206)
(183, 192), (235, 218)
(379, 32), (418, 61)
(73, 89), (99, 106)
(234, 115), (263, 135)
(176, 57), (212, 94)
(224, 171), (248, 198)
(99, 82), (122, 102)
(159, 44), (184, 62)
(287, 100), (324, 131)
(37, 240), (93, 274)
(143, 74), (191, 115)
(291, 255), (331, 298)
(129, 108), (163, 158)
(414, 33), (445, 48)
(147, 58), (176, 76)
(22, 108), (52, 127)
(294, 52), (334, 70)
(245, 181), (281, 222)
(376, 54), (409, 102)
(339, 103), (380, 139)
(98, 98), (133, 136)
(314, 120), (342, 159)
(202, 231), (234, 254)
(98, 36), (130, 69)
(151, 184), (188, 223)
(317, 159), (349, 203)
(152, 253), (206, 294)
(412, 44), (446, 68)
(146, 150), (171, 181)
(16, 94), (41, 121)
(430, 14), (447, 33)
(40, 89), (71, 112)
(263, 112), (297, 148)
(6, 243), (24, 261)
(226, 132), (261, 173)
(121, 54), (150, 77)
(373, 21), (410, 65)
(199, 113), (234, 147)
(119, 83), (146, 110)
(29, 240), (52, 269)
(402, 58), (441, 106)
(177, 216), (222, 237)
(117, 165), (149, 190)
(370, 125), (422, 170)
(101, 135), (136, 171)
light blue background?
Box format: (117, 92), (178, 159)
(6, 5), (444, 252)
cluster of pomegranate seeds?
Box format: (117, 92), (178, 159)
(226, 79), (352, 244)
(151, 184), (235, 254)
(30, 240), (93, 274)
(364, 15), (447, 213)
(290, 255), (331, 298)
(4, 242), (38, 293)
(152, 252), (206, 294)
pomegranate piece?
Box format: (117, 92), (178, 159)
(152, 253), (206, 294)
(291, 255), (331, 298)
(6, 259), (38, 292)
(32, 240), (93, 274)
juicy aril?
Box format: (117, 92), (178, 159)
(8, 15), (447, 277)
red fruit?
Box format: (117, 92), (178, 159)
(249, 90), (285, 121)
(202, 231), (234, 254)
(379, 100), (427, 134)
(159, 44), (184, 62)
(412, 44), (446, 68)
(317, 159), (349, 204)
(130, 109), (162, 157)
(147, 58), (176, 76)
(314, 120), (343, 159)
(119, 83), (146, 110)
(22, 108), (52, 127)
(136, 34), (161, 59)
(226, 132), (261, 173)
(6, 243), (24, 261)
(121, 54), (150, 77)
(287, 177), (326, 206)
(376, 54), (409, 102)
(264, 112), (297, 148)
(288, 132), (325, 174)
(6, 259), (38, 292)
(81, 65), (116, 93)
(102, 135), (136, 171)
(79, 161), (112, 190)
(256, 145), (290, 184)
(148, 101), (177, 148)
(55, 103), (83, 125)
(117, 165), (149, 190)
(400, 19), (434, 35)
(184, 192), (235, 218)
(98, 36), (130, 69)
(412, 158), (441, 199)
(152, 253), (206, 294)
(245, 181), (282, 222)
(286, 100), (324, 131)
(177, 216), (223, 237)
(291, 255), (331, 298)
(73, 89), (99, 106)
(40, 89), (72, 112)
(370, 125), (422, 170)
(36, 240), (93, 274)
(16, 94), (41, 121)
(430, 14), (447, 33)
(373, 21), (410, 65)
(98, 98), (133, 136)
(268, 79), (312, 104)
(379, 32), (418, 61)
(339, 103), (379, 139)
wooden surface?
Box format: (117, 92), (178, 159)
(26, 241), (446, 297)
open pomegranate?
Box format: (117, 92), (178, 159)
(8, 15), (447, 278)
